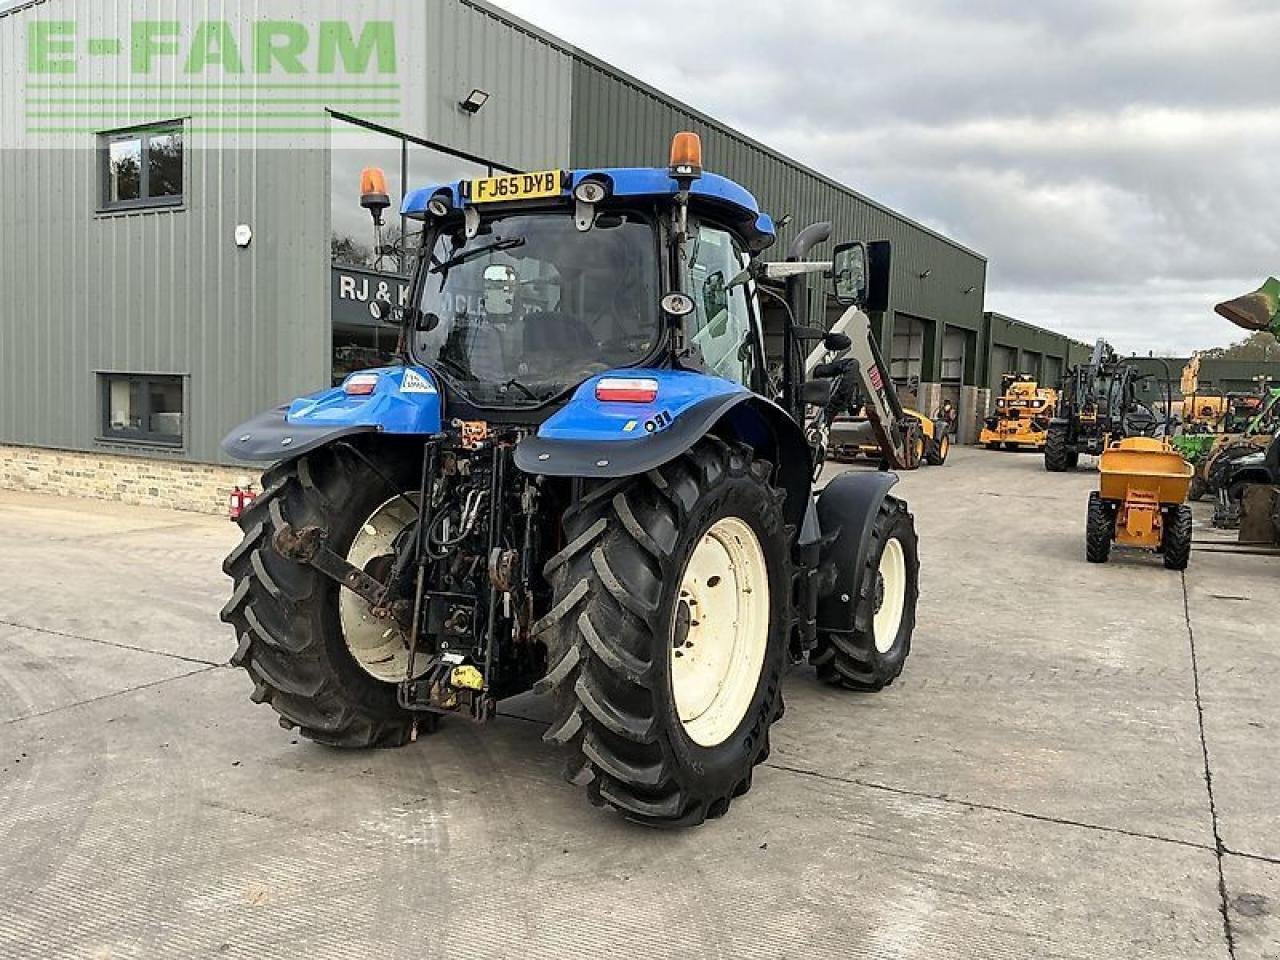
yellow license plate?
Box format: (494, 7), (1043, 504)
(469, 170), (563, 204)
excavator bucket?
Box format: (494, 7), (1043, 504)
(1214, 277), (1280, 336)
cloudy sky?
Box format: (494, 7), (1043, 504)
(491, 0), (1280, 355)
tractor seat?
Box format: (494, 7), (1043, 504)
(519, 311), (596, 371)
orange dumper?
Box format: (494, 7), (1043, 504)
(1086, 437), (1194, 569)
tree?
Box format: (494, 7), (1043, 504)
(1200, 330), (1280, 361)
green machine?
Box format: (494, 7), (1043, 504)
(1215, 277), (1280, 337)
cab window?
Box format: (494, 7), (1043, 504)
(688, 224), (757, 386)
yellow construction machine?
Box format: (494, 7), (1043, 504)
(1086, 438), (1194, 569)
(1085, 366), (1194, 569)
(980, 374), (1058, 450)
(828, 405), (950, 466)
(1178, 356), (1228, 432)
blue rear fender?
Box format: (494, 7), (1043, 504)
(222, 366), (444, 462)
(512, 369), (812, 529)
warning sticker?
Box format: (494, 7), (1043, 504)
(401, 369), (437, 394)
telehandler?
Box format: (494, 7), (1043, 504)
(979, 373), (1057, 450)
(1045, 339), (1159, 471)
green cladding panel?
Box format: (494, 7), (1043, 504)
(567, 59), (988, 362)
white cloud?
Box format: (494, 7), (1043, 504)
(491, 0), (1280, 355)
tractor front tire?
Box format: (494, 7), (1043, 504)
(221, 444), (419, 748)
(536, 437), (791, 827)
(1045, 425), (1072, 472)
(1086, 491), (1113, 563)
(1162, 504), (1193, 570)
(811, 497), (919, 691)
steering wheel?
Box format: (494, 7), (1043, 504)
(1122, 405), (1159, 437)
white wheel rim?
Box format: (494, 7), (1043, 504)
(670, 517), (770, 748)
(339, 495), (428, 683)
(872, 538), (907, 654)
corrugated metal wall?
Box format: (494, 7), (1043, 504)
(0, 1), (331, 463)
(0, 142), (329, 463)
(420, 1), (573, 170)
(981, 312), (1088, 394)
(0, 0), (574, 463)
(567, 59), (988, 343)
(2, 0), (992, 463)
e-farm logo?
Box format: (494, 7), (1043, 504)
(25, 18), (400, 135)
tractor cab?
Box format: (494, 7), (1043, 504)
(392, 137), (778, 420)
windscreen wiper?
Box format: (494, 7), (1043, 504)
(431, 237), (526, 274)
(499, 378), (538, 401)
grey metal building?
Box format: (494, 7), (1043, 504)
(1, 0), (992, 474)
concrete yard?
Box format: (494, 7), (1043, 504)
(0, 448), (1276, 959)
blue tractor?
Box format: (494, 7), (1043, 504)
(221, 133), (920, 826)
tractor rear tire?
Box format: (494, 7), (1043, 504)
(535, 437), (791, 827)
(1086, 491), (1113, 563)
(926, 434), (950, 466)
(811, 496), (919, 691)
(1045, 425), (1072, 472)
(1162, 504), (1193, 570)
(221, 444), (419, 748)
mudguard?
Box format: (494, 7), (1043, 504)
(512, 369), (812, 528)
(222, 366), (444, 462)
(813, 470), (900, 631)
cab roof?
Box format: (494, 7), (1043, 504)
(402, 167), (777, 253)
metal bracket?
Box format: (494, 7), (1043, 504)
(574, 198), (596, 232)
(273, 523), (404, 620)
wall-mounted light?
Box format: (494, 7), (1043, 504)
(459, 88), (490, 115)
(963, 285), (976, 295)
(919, 269), (932, 279)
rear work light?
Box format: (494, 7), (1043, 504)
(595, 377), (659, 404)
(344, 373), (380, 396)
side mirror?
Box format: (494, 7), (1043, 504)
(831, 242), (868, 307)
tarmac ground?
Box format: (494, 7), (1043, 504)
(0, 446), (1276, 959)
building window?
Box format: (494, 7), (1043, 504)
(100, 123), (184, 211)
(99, 374), (185, 446)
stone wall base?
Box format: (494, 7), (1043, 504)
(0, 444), (254, 516)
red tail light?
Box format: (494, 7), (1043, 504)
(344, 373), (380, 396)
(595, 377), (659, 403)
